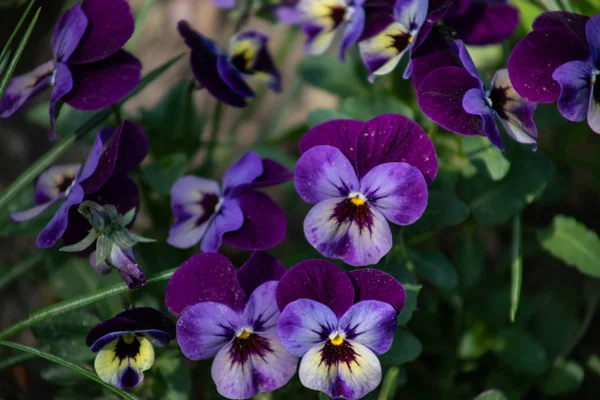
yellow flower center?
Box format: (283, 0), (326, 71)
(330, 334), (344, 346)
(408, 36), (413, 44)
(237, 329), (252, 340)
(123, 333), (136, 344)
(349, 192), (367, 206)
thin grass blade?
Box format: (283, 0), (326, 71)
(0, 0), (36, 63)
(510, 214), (523, 322)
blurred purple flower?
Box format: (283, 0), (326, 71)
(178, 21), (281, 107)
(415, 32), (537, 149)
(295, 114), (437, 266)
(87, 307), (175, 389)
(168, 151), (292, 253)
(212, 0), (236, 8)
(0, 0), (141, 139)
(166, 252), (297, 399)
(509, 12), (600, 134)
(276, 259), (405, 399)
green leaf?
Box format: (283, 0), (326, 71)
(459, 151), (555, 225)
(410, 251), (458, 289)
(462, 136), (510, 181)
(307, 109), (350, 128)
(156, 352), (192, 400)
(538, 215), (600, 278)
(541, 359), (584, 396)
(388, 262), (421, 325)
(340, 95), (414, 121)
(142, 153), (189, 195)
(0, 341), (138, 400)
(474, 389), (508, 400)
(0, 253), (42, 291)
(379, 329), (422, 366)
(406, 190), (469, 234)
(378, 366), (401, 400)
(458, 323), (495, 360)
(298, 54), (368, 97)
(495, 326), (548, 376)
(510, 215), (523, 322)
(453, 231), (485, 287)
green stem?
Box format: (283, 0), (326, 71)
(259, 80), (303, 140)
(0, 341), (139, 400)
(112, 105), (123, 124)
(510, 214), (523, 322)
(557, 287), (600, 360)
(0, 0), (36, 69)
(0, 268), (176, 340)
(124, 0), (157, 51)
(204, 102), (223, 171)
(378, 367), (400, 400)
(0, 351), (35, 371)
(0, 253), (43, 292)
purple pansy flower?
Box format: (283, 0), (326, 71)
(166, 252), (297, 399)
(10, 120), (148, 247)
(415, 33), (538, 149)
(212, 0), (236, 8)
(295, 114), (437, 266)
(276, 260), (405, 399)
(87, 307), (176, 389)
(509, 12), (600, 133)
(443, 0), (519, 45)
(358, 0), (449, 81)
(0, 0), (141, 139)
(168, 151), (291, 253)
(178, 21), (281, 107)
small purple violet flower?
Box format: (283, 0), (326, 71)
(0, 0), (141, 139)
(295, 114), (437, 266)
(166, 252), (297, 399)
(168, 151), (292, 253)
(509, 12), (600, 134)
(178, 21), (281, 107)
(415, 33), (538, 150)
(276, 259), (405, 399)
(87, 307), (176, 389)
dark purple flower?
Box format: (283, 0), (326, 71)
(165, 252), (297, 399)
(295, 114), (437, 266)
(443, 0), (519, 45)
(0, 0), (141, 139)
(10, 120), (148, 249)
(168, 151), (291, 252)
(415, 35), (538, 149)
(86, 307), (175, 389)
(178, 21), (281, 107)
(276, 260), (405, 399)
(358, 0), (449, 81)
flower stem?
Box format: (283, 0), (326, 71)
(234, 0), (255, 32)
(509, 214), (522, 323)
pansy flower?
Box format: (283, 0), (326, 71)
(295, 114), (437, 266)
(415, 33), (538, 149)
(87, 307), (176, 389)
(10, 120), (148, 249)
(0, 0), (141, 138)
(508, 12), (600, 133)
(276, 259), (405, 399)
(178, 21), (281, 107)
(168, 151), (291, 252)
(212, 0), (236, 8)
(358, 0), (449, 81)
(166, 252), (297, 399)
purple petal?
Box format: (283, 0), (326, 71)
(68, 0), (135, 64)
(586, 14), (600, 70)
(49, 62), (74, 139)
(222, 191), (287, 251)
(87, 318), (145, 350)
(36, 184), (84, 248)
(212, 0), (236, 8)
(358, 21), (412, 80)
(114, 307), (176, 342)
(508, 28), (589, 103)
(237, 252), (287, 298)
(65, 50), (142, 110)
(0, 61), (53, 118)
(339, 300), (397, 354)
(417, 66), (484, 136)
(393, 0), (427, 28)
(217, 55), (255, 98)
(211, 331), (297, 398)
(51, 3), (88, 62)
(165, 253), (247, 316)
(299, 119), (365, 165)
(445, 3), (519, 46)
(339, 7), (365, 61)
(551, 60), (592, 123)
(294, 145), (359, 204)
(112, 121), (149, 174)
(587, 92), (600, 134)
(177, 301), (240, 360)
(275, 259), (355, 317)
(360, 7), (395, 41)
(229, 31), (282, 92)
(298, 340), (382, 399)
(222, 151), (263, 194)
(277, 298), (337, 357)
(276, 6), (302, 25)
(109, 247), (146, 289)
(35, 164), (81, 204)
(347, 269), (405, 313)
(533, 11), (589, 40)
(243, 281), (280, 331)
(227, 158), (293, 197)
(303, 197), (393, 266)
(462, 89), (504, 150)
(411, 27), (460, 90)
(10, 197), (61, 223)
(452, 40), (482, 84)
(359, 162), (428, 225)
(200, 197), (244, 252)
(355, 114), (438, 183)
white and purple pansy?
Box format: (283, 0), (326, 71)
(295, 113), (437, 266)
(87, 307), (176, 389)
(0, 0), (141, 139)
(414, 32), (538, 150)
(276, 259), (406, 399)
(165, 252), (297, 399)
(178, 21), (281, 107)
(168, 151), (292, 253)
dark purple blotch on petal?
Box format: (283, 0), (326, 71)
(237, 251), (287, 298)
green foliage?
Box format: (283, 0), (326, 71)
(298, 54), (368, 97)
(462, 136), (510, 181)
(379, 329), (422, 366)
(340, 95), (414, 120)
(410, 251), (458, 289)
(495, 326), (549, 376)
(474, 389), (508, 400)
(541, 360), (585, 396)
(406, 190), (469, 234)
